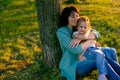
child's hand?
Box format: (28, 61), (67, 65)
(78, 54), (86, 61)
(92, 40), (101, 47)
(95, 42), (101, 47)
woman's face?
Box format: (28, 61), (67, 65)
(77, 21), (88, 34)
(68, 11), (79, 28)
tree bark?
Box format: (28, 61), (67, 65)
(66, 0), (80, 3)
(35, 0), (62, 68)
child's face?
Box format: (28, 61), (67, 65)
(77, 21), (89, 34)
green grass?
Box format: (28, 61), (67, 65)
(0, 0), (38, 42)
(0, 0), (120, 80)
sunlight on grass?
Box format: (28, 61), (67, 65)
(0, 31), (41, 79)
(0, 48), (11, 62)
(0, 63), (6, 70)
(0, 0), (120, 80)
(17, 38), (25, 45)
(11, 0), (26, 6)
(32, 44), (42, 53)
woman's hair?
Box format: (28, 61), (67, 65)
(77, 16), (91, 29)
(59, 6), (79, 27)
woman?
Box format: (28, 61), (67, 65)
(56, 6), (119, 80)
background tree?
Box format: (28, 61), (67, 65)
(35, 0), (62, 68)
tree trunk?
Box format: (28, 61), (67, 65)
(35, 0), (62, 68)
(66, 0), (80, 3)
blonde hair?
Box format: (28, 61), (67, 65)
(77, 16), (91, 29)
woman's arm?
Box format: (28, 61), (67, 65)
(56, 28), (94, 54)
(87, 29), (100, 39)
(56, 29), (83, 54)
(86, 32), (96, 40)
(70, 29), (100, 48)
(76, 29), (100, 40)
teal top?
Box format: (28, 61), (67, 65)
(56, 26), (100, 80)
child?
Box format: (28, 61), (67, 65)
(73, 16), (101, 61)
(73, 16), (107, 80)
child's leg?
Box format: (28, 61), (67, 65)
(101, 47), (118, 62)
(84, 48), (107, 75)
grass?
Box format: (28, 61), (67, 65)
(0, 0), (120, 80)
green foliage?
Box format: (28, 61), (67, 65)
(0, 0), (38, 41)
(0, 0), (120, 80)
(0, 0), (11, 10)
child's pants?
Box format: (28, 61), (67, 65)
(76, 47), (120, 80)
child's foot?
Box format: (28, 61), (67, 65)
(98, 74), (107, 80)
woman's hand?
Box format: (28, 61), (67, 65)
(69, 39), (81, 48)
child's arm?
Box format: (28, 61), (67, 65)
(72, 32), (83, 43)
(73, 30), (91, 40)
(72, 31), (89, 40)
(85, 32), (96, 40)
(82, 29), (100, 40)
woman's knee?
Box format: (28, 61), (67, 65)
(101, 47), (116, 54)
(76, 60), (96, 76)
(109, 47), (116, 53)
(101, 47), (118, 62)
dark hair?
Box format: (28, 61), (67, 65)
(59, 6), (79, 27)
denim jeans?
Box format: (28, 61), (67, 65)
(76, 47), (120, 80)
(101, 47), (118, 62)
(84, 47), (107, 75)
(76, 60), (96, 76)
(104, 57), (120, 80)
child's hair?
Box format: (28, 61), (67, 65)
(77, 16), (91, 29)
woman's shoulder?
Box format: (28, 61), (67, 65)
(57, 26), (68, 32)
(56, 26), (72, 36)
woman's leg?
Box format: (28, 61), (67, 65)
(105, 60), (120, 80)
(76, 60), (96, 76)
(101, 47), (118, 62)
(106, 57), (120, 76)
